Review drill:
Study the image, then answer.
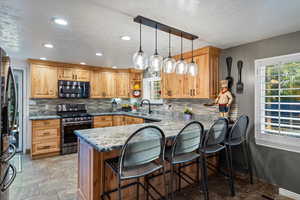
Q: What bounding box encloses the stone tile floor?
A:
[9,154,292,200]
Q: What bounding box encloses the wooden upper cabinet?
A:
[31,64,58,98]
[115,72,130,98]
[101,71,116,98]
[75,68,90,82]
[161,73,183,98]
[161,46,220,99]
[90,70,102,98]
[58,67,74,81]
[58,67,90,82]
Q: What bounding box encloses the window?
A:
[255,53,300,153]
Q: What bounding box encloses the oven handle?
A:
[62,121,92,126]
[0,163,17,192]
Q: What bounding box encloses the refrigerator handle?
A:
[8,67,18,131]
[0,163,17,192]
[1,144,16,162]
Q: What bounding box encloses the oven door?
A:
[62,122,92,145]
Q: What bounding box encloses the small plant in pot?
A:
[183,107,193,120]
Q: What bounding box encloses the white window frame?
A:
[255,52,300,153]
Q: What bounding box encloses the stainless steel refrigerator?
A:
[0,47,18,200]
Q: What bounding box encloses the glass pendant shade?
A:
[149,54,163,72]
[133,50,148,70]
[163,56,176,73]
[188,61,198,76]
[175,59,188,74]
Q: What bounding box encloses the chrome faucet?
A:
[140,99,152,114]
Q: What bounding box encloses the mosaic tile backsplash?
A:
[29,98,219,117]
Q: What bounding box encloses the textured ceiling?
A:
[1,0,300,68]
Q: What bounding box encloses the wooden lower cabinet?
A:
[77,139,218,200]
[93,116,113,128]
[93,115,145,128]
[124,116,144,125]
[31,119,61,159]
[112,115,125,126]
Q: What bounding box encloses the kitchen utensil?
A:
[236,60,244,93]
[225,57,233,89]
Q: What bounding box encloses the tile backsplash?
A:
[29,98,219,116]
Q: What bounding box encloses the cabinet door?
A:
[162,73,183,98]
[31,64,58,98]
[113,115,125,126]
[100,72,116,98]
[58,67,74,80]
[115,72,129,98]
[93,116,113,128]
[194,54,209,98]
[90,70,102,98]
[182,58,197,98]
[75,68,90,82]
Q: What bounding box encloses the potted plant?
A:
[183,107,193,120]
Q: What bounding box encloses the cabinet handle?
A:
[76,75,78,80]
[38,145,51,150]
[44,121,50,125]
[190,89,192,96]
[193,89,196,96]
[43,132,50,136]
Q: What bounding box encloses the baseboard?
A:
[279,188,300,200]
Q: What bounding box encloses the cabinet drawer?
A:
[31,139,60,156]
[32,128,59,142]
[94,116,113,123]
[94,121,113,128]
[126,117,144,124]
[32,119,60,128]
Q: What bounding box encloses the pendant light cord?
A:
[168,31,171,58]
[191,39,194,63]
[139,21,142,52]
[155,24,158,55]
[180,33,183,60]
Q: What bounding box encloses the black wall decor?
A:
[236,60,244,93]
[225,57,233,90]
[133,15,198,40]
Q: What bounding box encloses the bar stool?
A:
[165,121,208,200]
[102,125,168,200]
[200,118,233,198]
[224,115,253,196]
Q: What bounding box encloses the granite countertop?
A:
[29,115,61,120]
[75,116,216,152]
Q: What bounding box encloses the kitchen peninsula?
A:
[75,112,218,200]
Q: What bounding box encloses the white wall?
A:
[10,58,30,152]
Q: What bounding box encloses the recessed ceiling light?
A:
[96,52,103,56]
[43,43,54,48]
[53,18,68,26]
[121,36,131,41]
[112,66,117,69]
[80,62,86,65]
[40,57,47,60]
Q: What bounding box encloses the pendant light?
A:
[163,31,176,73]
[175,33,188,74]
[132,21,148,70]
[188,39,198,76]
[149,24,163,72]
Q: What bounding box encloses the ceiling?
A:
[1,0,300,68]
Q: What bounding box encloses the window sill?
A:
[256,134,300,154]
